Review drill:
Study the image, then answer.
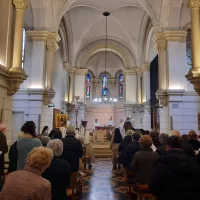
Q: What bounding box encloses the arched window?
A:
[86,73,91,99]
[186,29,192,71]
[119,73,123,99]
[102,75,108,96]
[22,28,26,69]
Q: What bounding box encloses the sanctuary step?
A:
[92,141,112,158]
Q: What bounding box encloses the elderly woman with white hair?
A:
[0,147,53,200]
[42,139,71,200]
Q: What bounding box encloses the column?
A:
[69,72,75,103]
[124,69,137,104]
[46,33,60,89]
[142,64,151,130]
[186,0,200,95]
[153,33,167,91]
[74,69,88,103]
[26,31,49,88]
[11,0,28,72]
[142,64,150,103]
[137,73,142,104]
[188,0,200,71]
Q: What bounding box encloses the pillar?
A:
[153,33,167,91]
[69,72,75,103]
[11,0,28,72]
[46,33,60,89]
[74,69,88,103]
[124,69,137,104]
[142,64,151,130]
[137,73,142,104]
[186,0,200,94]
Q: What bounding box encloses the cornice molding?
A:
[152,32,167,52]
[27,30,49,41]
[124,68,137,75]
[75,68,88,75]
[47,32,61,51]
[164,31,187,42]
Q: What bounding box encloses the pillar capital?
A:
[47,32,60,51]
[75,68,88,75]
[153,33,167,52]
[64,63,76,75]
[27,30,49,41]
[143,63,150,71]
[164,31,187,42]
[188,0,200,9]
[124,68,137,75]
[13,0,28,10]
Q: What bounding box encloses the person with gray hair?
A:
[156,133,169,156]
[41,136,50,147]
[43,139,71,200]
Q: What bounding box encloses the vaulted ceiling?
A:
[28,0,190,67]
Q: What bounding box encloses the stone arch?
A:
[88,69,95,78]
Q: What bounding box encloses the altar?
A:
[93,126,115,142]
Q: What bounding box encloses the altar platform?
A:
[92,141,112,158]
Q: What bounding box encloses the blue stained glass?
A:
[86,74,91,99]
[102,75,108,96]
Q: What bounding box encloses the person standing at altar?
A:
[107,117,114,126]
[93,119,100,129]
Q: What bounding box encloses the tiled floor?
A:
[81,158,127,200]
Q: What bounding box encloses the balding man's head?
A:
[171,130,181,138]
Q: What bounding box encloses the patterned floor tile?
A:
[81,158,127,200]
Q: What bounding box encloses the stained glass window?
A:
[186,29,192,71]
[102,75,108,96]
[22,28,26,69]
[86,74,91,99]
[119,74,123,99]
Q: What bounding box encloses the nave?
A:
[81,158,127,200]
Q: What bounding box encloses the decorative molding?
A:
[164,31,187,43]
[188,0,200,9]
[7,68,28,96]
[26,30,49,41]
[75,68,88,75]
[156,89,168,107]
[124,68,137,75]
[186,69,200,95]
[152,32,167,52]
[27,88,56,106]
[47,32,61,51]
[13,0,28,10]
[63,63,76,74]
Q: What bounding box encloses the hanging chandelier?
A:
[93,12,118,104]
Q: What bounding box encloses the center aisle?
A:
[81,158,127,200]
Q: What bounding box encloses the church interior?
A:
[1,0,200,200]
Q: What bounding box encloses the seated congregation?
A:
[1,120,200,200]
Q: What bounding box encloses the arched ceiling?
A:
[28,0,190,66]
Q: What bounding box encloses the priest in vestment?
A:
[93,119,100,129]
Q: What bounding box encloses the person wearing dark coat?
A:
[131,135,159,184]
[188,130,200,150]
[171,130,195,157]
[121,132,141,169]
[0,123,8,185]
[60,125,83,173]
[156,133,169,156]
[43,139,71,200]
[149,136,200,200]
[49,129,62,140]
[8,141,18,173]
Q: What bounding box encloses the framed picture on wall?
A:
[56,113,68,128]
[53,108,60,129]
